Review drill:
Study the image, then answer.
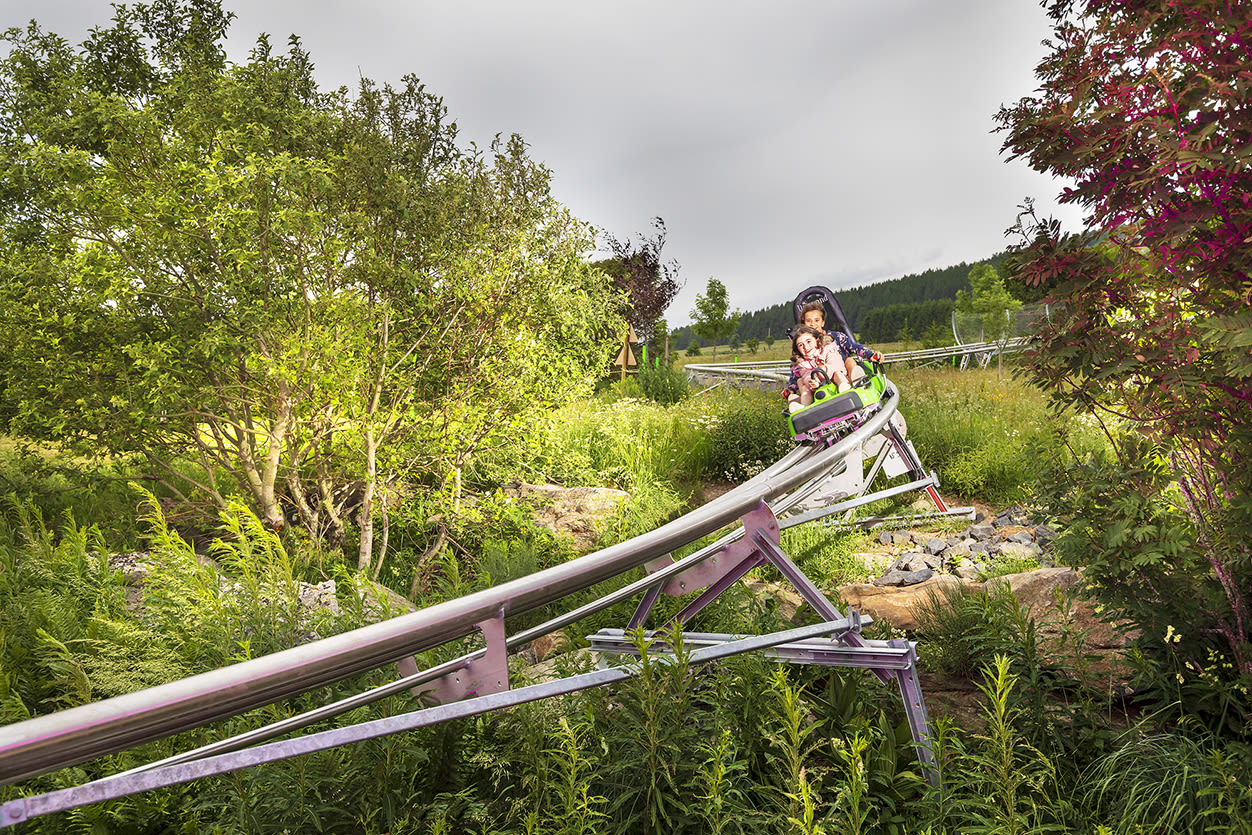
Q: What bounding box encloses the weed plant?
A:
[889,366,1105,504]
[936,655,1075,834]
[913,581,1029,680]
[636,360,689,405]
[1085,732,1252,834]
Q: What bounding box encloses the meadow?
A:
[0,365,1247,833]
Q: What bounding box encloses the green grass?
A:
[888,365,1108,505]
[0,440,145,544]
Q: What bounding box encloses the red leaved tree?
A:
[597,217,682,345]
[996,0,1252,717]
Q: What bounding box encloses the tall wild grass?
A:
[9,365,1252,832]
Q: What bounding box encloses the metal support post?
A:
[886,418,948,512]
[889,638,937,782]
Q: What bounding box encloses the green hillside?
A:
[674,255,1006,349]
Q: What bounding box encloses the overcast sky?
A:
[3,0,1084,325]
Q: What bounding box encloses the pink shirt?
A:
[792,342,840,378]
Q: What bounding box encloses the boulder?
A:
[986,567,1079,616]
[987,568,1137,688]
[875,567,935,587]
[500,483,630,551]
[968,523,996,541]
[994,505,1033,527]
[994,524,1033,541]
[889,552,930,573]
[945,542,972,559]
[743,578,808,624]
[525,630,570,663]
[841,575,967,629]
[998,541,1042,560]
[297,579,341,616]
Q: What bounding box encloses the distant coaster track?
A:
[683,337,1031,384]
[0,365,967,827]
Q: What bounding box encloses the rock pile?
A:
[871,505,1057,587]
[499,482,630,552]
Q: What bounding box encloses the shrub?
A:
[637,361,688,405]
[703,392,792,482]
[685,342,701,357]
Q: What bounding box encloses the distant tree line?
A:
[858,298,954,343]
[672,258,1004,349]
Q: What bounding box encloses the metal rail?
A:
[0,388,902,786]
[101,452,856,780]
[685,337,1029,378]
[1,621,858,827]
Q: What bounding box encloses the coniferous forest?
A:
[673,258,994,350]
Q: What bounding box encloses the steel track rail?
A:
[1,621,858,827]
[0,387,902,785]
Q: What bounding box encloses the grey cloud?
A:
[1,0,1086,324]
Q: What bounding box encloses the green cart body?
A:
[787,369,887,440]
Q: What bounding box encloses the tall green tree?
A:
[956,263,1021,373]
[0,2,618,571]
[997,0,1252,721]
[690,278,739,359]
[955,263,1021,344]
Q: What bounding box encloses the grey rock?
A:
[1033,524,1058,545]
[945,542,972,558]
[1008,531,1036,545]
[999,541,1042,560]
[874,568,935,587]
[500,482,630,552]
[878,530,894,546]
[924,537,947,555]
[994,505,1032,528]
[955,565,982,580]
[969,523,997,541]
[969,542,991,555]
[891,552,930,572]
